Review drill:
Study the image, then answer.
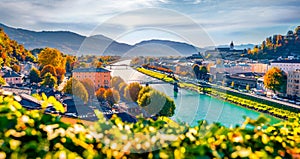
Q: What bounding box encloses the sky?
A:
[0,0,299,47]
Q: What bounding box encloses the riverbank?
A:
[136,67,298,120]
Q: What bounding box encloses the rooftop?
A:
[3,71,22,78]
[72,67,110,73]
[271,60,300,63]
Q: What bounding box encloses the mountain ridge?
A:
[0,23,254,56]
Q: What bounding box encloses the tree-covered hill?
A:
[248,26,300,59]
[0,28,35,67]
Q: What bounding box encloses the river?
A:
[109,60,281,127]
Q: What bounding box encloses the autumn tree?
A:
[41,65,57,77]
[63,78,88,103]
[55,67,66,83]
[137,86,152,101]
[95,87,106,102]
[0,76,6,86]
[38,48,65,68]
[231,81,235,88]
[105,89,120,106]
[246,84,250,91]
[264,67,287,93]
[111,76,125,90]
[81,78,95,99]
[124,82,142,102]
[12,64,21,73]
[29,68,41,83]
[118,82,127,98]
[41,72,57,88]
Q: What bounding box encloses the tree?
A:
[231,81,235,88]
[105,89,120,106]
[246,84,250,91]
[0,76,6,86]
[38,48,65,68]
[29,68,41,83]
[41,72,57,88]
[138,90,175,117]
[111,76,125,90]
[192,64,200,79]
[118,82,127,98]
[12,64,20,73]
[55,67,66,83]
[264,67,287,93]
[199,66,208,80]
[124,82,142,102]
[41,65,57,77]
[81,78,95,99]
[0,58,3,69]
[63,78,88,103]
[66,56,75,73]
[95,87,106,102]
[137,86,152,101]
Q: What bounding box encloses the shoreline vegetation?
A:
[135,67,299,120]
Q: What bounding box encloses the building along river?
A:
[108,60,281,127]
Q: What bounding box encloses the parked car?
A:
[288,100,296,104]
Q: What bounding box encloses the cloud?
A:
[0,0,299,46]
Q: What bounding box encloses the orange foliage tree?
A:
[264,67,287,93]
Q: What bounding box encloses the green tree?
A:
[199,66,208,79]
[192,64,200,79]
[138,89,175,117]
[264,67,287,93]
[29,68,41,83]
[41,65,57,77]
[41,72,57,88]
[105,89,120,106]
[124,82,142,102]
[65,55,75,73]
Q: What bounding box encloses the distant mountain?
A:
[0,23,132,55]
[0,23,203,56]
[131,40,204,56]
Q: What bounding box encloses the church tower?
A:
[230,41,234,50]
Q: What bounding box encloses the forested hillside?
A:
[248,26,300,59]
[0,28,35,67]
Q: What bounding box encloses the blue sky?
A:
[0,0,299,47]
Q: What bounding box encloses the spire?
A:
[230,41,234,50]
